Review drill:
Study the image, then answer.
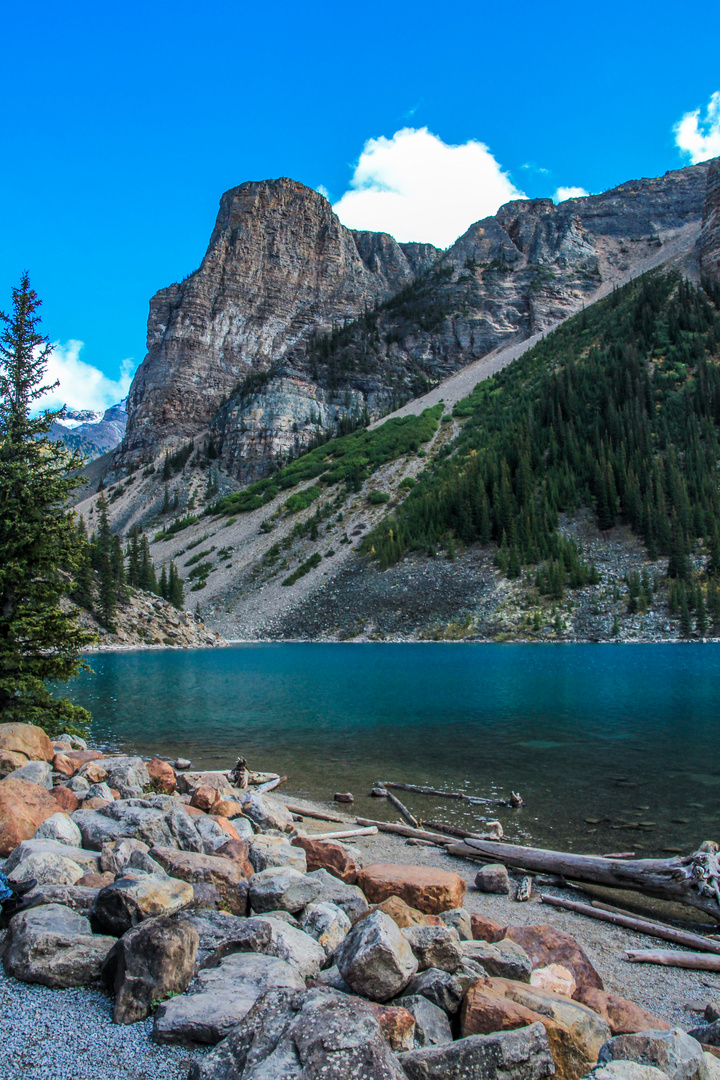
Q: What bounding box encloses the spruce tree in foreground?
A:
[0,274,94,735]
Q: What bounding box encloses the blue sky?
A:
[1,0,719,410]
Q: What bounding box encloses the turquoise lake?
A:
[66,643,720,856]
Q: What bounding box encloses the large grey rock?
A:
[86,781,114,801]
[187,986,407,1080]
[399,1021,555,1080]
[100,837,150,874]
[461,937,532,981]
[586,1065,672,1080]
[92,872,194,935]
[334,910,418,1002]
[7,849,86,888]
[10,760,53,789]
[232,816,255,840]
[394,994,453,1048]
[20,884,100,916]
[240,791,294,833]
[149,846,249,915]
[154,953,305,1045]
[102,915,199,1024]
[5,838,100,879]
[312,964,353,994]
[305,867,369,921]
[101,756,150,798]
[33,812,83,847]
[439,908,473,941]
[2,903,116,988]
[475,863,511,894]
[194,815,235,854]
[400,967,467,1015]
[689,1021,720,1048]
[201,914,325,979]
[175,770,235,796]
[67,774,90,795]
[249,867,322,914]
[73,799,203,852]
[299,902,351,956]
[248,834,306,872]
[599,1031,710,1080]
[402,924,464,973]
[174,908,249,967]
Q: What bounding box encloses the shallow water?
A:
[64,642,720,855]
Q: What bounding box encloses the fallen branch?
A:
[284,804,345,823]
[379,781,523,808]
[444,838,720,921]
[540,894,720,954]
[356,816,452,845]
[379,789,419,829]
[311,826,378,841]
[626,950,720,971]
[256,775,287,793]
[425,819,503,841]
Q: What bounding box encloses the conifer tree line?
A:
[365,271,720,626]
[72,495,185,631]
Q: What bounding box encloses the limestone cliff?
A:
[700,157,720,282]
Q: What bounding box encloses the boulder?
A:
[532,964,577,997]
[394,994,454,1047]
[20,883,99,915]
[73,799,203,852]
[505,924,604,993]
[100,837,151,874]
[312,964,353,993]
[191,785,224,813]
[215,838,254,878]
[0,748,29,777]
[689,1022,720,1048]
[213,799,246,819]
[49,786,80,813]
[402,924,464,973]
[587,1064,673,1080]
[77,871,115,888]
[575,989,671,1035]
[291,835,358,882]
[2,903,116,988]
[8,760,53,789]
[146,757,176,794]
[401,967,467,1015]
[249,866,323,914]
[440,907,473,940]
[202,914,325,979]
[66,774,90,796]
[357,863,466,914]
[230,816,255,840]
[399,1020,555,1080]
[493,979,611,1068]
[334,910,418,1002]
[248,834,306,872]
[598,1031,710,1080]
[33,812,83,847]
[101,756,150,798]
[361,895,445,930]
[5,837,100,876]
[92,872,194,935]
[86,782,114,801]
[153,953,305,1045]
[472,913,508,942]
[371,1003,416,1052]
[299,901,351,955]
[176,908,251,967]
[80,761,109,785]
[240,791,294,833]
[62,749,105,771]
[175,770,235,796]
[0,722,54,762]
[461,938,533,981]
[6,849,86,888]
[194,814,238,854]
[103,915,198,1024]
[149,846,249,915]
[0,776,60,855]
[187,986,407,1080]
[475,863,511,894]
[305,867,369,922]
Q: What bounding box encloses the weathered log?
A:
[540,894,720,954]
[284,804,345,823]
[380,789,420,829]
[626,950,720,971]
[310,826,378,841]
[379,781,522,808]
[256,775,287,793]
[356,817,452,845]
[444,838,720,921]
[425,819,503,841]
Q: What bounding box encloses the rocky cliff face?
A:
[700,157,720,282]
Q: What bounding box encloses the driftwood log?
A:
[378,789,420,829]
[256,775,287,793]
[626,950,720,971]
[445,838,720,921]
[424,819,503,841]
[311,826,378,841]
[356,817,452,845]
[379,781,523,808]
[283,804,345,823]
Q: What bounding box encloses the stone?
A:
[33,812,83,847]
[399,1020,556,1080]
[154,953,305,1045]
[67,774,90,795]
[472,913,508,942]
[80,761,109,785]
[240,791,294,833]
[401,967,467,1015]
[7,849,86,888]
[7,760,53,789]
[215,838,254,878]
[92,872,194,935]
[76,871,116,888]
[230,816,255,840]
[505,924,604,993]
[82,797,113,810]
[475,863,511,894]
[213,800,246,819]
[0,749,29,777]
[175,770,234,796]
[149,846,249,915]
[440,907,473,940]
[587,1064,673,1080]
[299,901,351,955]
[175,758,192,770]
[101,756,151,798]
[312,964,353,993]
[21,884,100,916]
[598,1031,710,1080]
[103,915,199,1024]
[209,815,241,840]
[73,799,203,852]
[2,903,117,988]
[5,838,100,876]
[52,752,76,778]
[371,1003,415,1052]
[291,835,358,882]
[402,924,464,973]
[194,814,237,854]
[58,734,88,749]
[0,776,60,855]
[49,786,80,813]
[100,837,151,874]
[363,894,445,930]
[203,914,326,979]
[334,910,418,1002]
[63,749,105,770]
[575,989,671,1035]
[305,867,369,921]
[146,757,176,794]
[263,910,302,927]
[86,782,114,801]
[461,938,533,981]
[191,785,223,812]
[532,964,577,997]
[394,994,454,1047]
[689,1022,720,1048]
[249,866,323,914]
[0,722,54,762]
[175,908,249,966]
[248,834,306,872]
[357,863,466,914]
[187,985,407,1080]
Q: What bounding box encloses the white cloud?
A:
[553,186,589,202]
[674,91,720,164]
[34,340,136,414]
[332,127,524,249]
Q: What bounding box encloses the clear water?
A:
[64,643,720,856]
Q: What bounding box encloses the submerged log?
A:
[379,780,522,808]
[381,789,420,829]
[445,838,720,921]
[626,950,720,971]
[425,819,503,841]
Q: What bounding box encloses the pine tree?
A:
[127,528,140,587]
[0,274,94,734]
[679,593,693,638]
[98,553,117,630]
[110,534,127,602]
[71,517,95,609]
[696,590,708,637]
[168,562,184,610]
[139,536,157,593]
[159,565,169,600]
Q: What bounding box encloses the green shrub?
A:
[282,552,322,586]
[367,490,390,504]
[284,486,322,514]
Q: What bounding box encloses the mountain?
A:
[49,401,127,460]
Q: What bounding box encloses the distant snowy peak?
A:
[48,400,127,460]
[55,408,105,430]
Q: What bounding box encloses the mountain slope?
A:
[49,402,127,460]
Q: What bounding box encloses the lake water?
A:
[65,643,720,856]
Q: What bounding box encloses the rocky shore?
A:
[1,721,719,1080]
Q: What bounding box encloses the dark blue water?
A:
[65,643,720,855]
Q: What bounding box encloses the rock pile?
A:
[0,720,717,1080]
